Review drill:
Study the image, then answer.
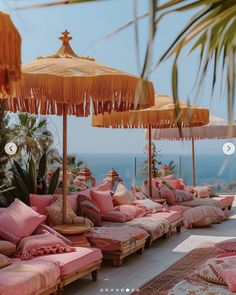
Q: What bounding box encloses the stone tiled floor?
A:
[65,199,236,295]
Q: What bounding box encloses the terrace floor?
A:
[65,198,236,295]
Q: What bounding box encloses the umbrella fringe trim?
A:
[2,74,154,116]
[0,12,21,94]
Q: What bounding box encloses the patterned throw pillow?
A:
[197,257,226,285]
[183,206,225,228]
[158,184,175,205]
[133,199,163,213]
[175,190,194,203]
[197,256,236,292]
[113,183,135,205]
[77,194,102,226]
[46,197,93,226]
[216,238,236,252]
[194,186,210,198]
[0,240,16,257]
[0,254,11,269]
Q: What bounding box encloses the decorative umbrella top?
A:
[148,115,236,140]
[92,94,209,128]
[0,12,21,95]
[5,30,154,116]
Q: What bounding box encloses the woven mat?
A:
[132,245,220,295]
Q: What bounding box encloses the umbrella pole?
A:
[191,137,196,187]
[62,105,68,224]
[148,126,152,198]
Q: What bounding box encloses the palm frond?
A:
[15,0,106,10]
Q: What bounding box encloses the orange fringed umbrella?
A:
[0,12,21,95]
[4,30,154,223]
[92,94,209,198]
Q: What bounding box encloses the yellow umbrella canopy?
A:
[92,94,209,198]
[6,30,154,116]
[0,12,21,95]
[92,94,209,128]
[4,30,154,223]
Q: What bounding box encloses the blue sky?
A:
[1,0,235,155]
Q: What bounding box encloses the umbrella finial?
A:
[59,30,72,45]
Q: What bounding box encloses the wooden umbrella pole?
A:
[62,104,68,224]
[148,126,152,198]
[191,137,196,187]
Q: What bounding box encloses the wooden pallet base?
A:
[57,259,102,294]
[102,238,147,267]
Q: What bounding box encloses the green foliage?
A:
[11,113,60,165]
[4,153,60,205]
[165,160,175,176]
[142,143,162,178]
[0,101,10,187]
[0,185,15,207]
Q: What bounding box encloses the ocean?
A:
[77,153,236,193]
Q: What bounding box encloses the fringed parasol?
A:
[4,30,154,223]
[92,94,209,197]
[0,12,21,95]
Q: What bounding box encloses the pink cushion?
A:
[29,194,54,215]
[153,211,182,223]
[165,174,175,180]
[29,247,102,276]
[0,199,46,244]
[183,205,226,228]
[158,184,175,205]
[114,205,146,219]
[77,188,92,199]
[213,195,234,208]
[166,179,185,190]
[34,223,72,246]
[0,208,7,215]
[141,179,160,199]
[91,190,113,214]
[175,190,194,203]
[169,205,191,216]
[195,186,210,198]
[16,232,75,260]
[94,181,111,191]
[216,238,236,252]
[101,211,128,222]
[0,259,60,295]
[133,199,163,213]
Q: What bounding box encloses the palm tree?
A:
[19,0,236,121]
[11,113,60,165]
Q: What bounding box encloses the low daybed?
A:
[0,198,103,295]
[87,226,149,266]
[0,259,60,295]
